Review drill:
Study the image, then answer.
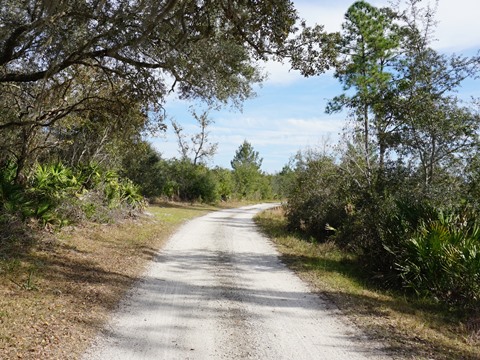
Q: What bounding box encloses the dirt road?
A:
[82,204,391,360]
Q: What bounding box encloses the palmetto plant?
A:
[32,163,79,198]
[119,180,145,209]
[28,163,81,225]
[1,160,145,227]
[396,210,480,309]
[77,162,102,190]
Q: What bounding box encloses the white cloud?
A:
[434,0,480,51]
[294,0,480,51]
[152,112,346,172]
[294,1,348,32]
[261,60,304,85]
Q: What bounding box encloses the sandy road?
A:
[82,203,391,360]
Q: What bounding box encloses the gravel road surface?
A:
[82,203,391,360]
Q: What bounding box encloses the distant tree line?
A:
[123,139,277,203]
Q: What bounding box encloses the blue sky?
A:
[151,0,480,174]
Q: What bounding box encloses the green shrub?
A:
[285,154,344,241]
[161,160,220,203]
[1,161,145,227]
[0,161,26,218]
[76,162,103,190]
[392,210,480,310]
[28,163,82,225]
[32,163,79,197]
[119,179,145,209]
[212,167,234,201]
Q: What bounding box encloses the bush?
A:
[121,142,166,198]
[285,154,344,241]
[0,161,27,219]
[163,160,219,203]
[212,167,234,201]
[1,161,145,227]
[391,209,480,310]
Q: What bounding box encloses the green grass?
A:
[255,207,480,360]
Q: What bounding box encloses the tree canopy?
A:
[0,0,301,180]
[0,0,298,121]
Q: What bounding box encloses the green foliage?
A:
[284,145,480,311]
[1,0,297,190]
[270,164,296,199]
[283,0,480,316]
[390,210,480,310]
[231,140,263,171]
[212,167,234,201]
[119,180,145,209]
[121,141,274,204]
[285,152,344,240]
[76,162,103,190]
[121,141,167,198]
[32,163,80,198]
[230,141,271,200]
[84,168,145,210]
[0,160,145,227]
[0,161,26,218]
[122,149,274,204]
[160,160,219,203]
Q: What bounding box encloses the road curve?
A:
[82,203,391,360]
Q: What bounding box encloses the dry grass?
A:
[0,201,217,359]
[255,207,480,360]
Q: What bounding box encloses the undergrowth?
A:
[255,207,480,360]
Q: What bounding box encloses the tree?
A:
[389,0,480,199]
[161,159,218,203]
[171,109,218,165]
[230,140,263,171]
[230,140,265,199]
[121,141,167,198]
[0,1,297,89]
[0,66,156,181]
[275,1,480,312]
[327,1,402,182]
[212,167,234,201]
[0,0,298,178]
[271,163,296,199]
[284,22,340,77]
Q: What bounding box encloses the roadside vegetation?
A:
[254,1,480,358]
[255,207,480,360]
[251,1,480,359]
[281,0,480,316]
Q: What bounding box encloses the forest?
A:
[1,0,479,320]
